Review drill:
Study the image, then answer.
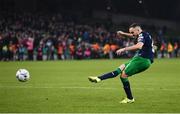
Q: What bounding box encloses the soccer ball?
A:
[16,69,30,82]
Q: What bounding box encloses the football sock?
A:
[98,68,121,80]
[120,77,133,100]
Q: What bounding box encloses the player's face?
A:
[129,27,139,38]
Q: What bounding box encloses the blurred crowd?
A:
[0,12,179,61]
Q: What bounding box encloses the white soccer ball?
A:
[16,69,30,82]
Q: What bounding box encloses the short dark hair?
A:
[129,23,141,28]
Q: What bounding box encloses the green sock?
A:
[120,77,133,99]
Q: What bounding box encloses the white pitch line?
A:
[0,85,179,91]
[0,85,117,90]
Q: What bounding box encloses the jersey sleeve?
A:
[137,33,145,43]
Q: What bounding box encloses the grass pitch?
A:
[0,59,180,113]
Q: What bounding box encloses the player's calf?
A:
[98,68,122,81]
[120,74,134,100]
[88,68,122,83]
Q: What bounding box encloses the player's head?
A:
[129,23,142,37]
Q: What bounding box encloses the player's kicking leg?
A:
[88,64,125,83]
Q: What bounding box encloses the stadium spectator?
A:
[18,44,27,61]
[84,47,91,59]
[174,42,179,57]
[160,42,166,58]
[167,42,173,58]
[57,42,64,60]
[26,37,34,60]
[103,43,111,58]
[76,47,83,59]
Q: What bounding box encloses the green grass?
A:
[0,59,180,113]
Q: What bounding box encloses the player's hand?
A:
[117,31,125,35]
[116,48,125,55]
[117,31,133,37]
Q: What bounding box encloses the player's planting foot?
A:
[120,98,135,104]
[88,76,101,83]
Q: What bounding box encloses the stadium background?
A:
[0,0,180,113]
[0,0,180,61]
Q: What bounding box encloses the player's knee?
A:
[118,64,125,71]
[120,71,128,78]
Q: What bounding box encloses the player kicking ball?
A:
[88,23,154,104]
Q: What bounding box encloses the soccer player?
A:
[88,23,154,103]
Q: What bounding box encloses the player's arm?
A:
[116,42,144,55]
[117,31,133,38]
